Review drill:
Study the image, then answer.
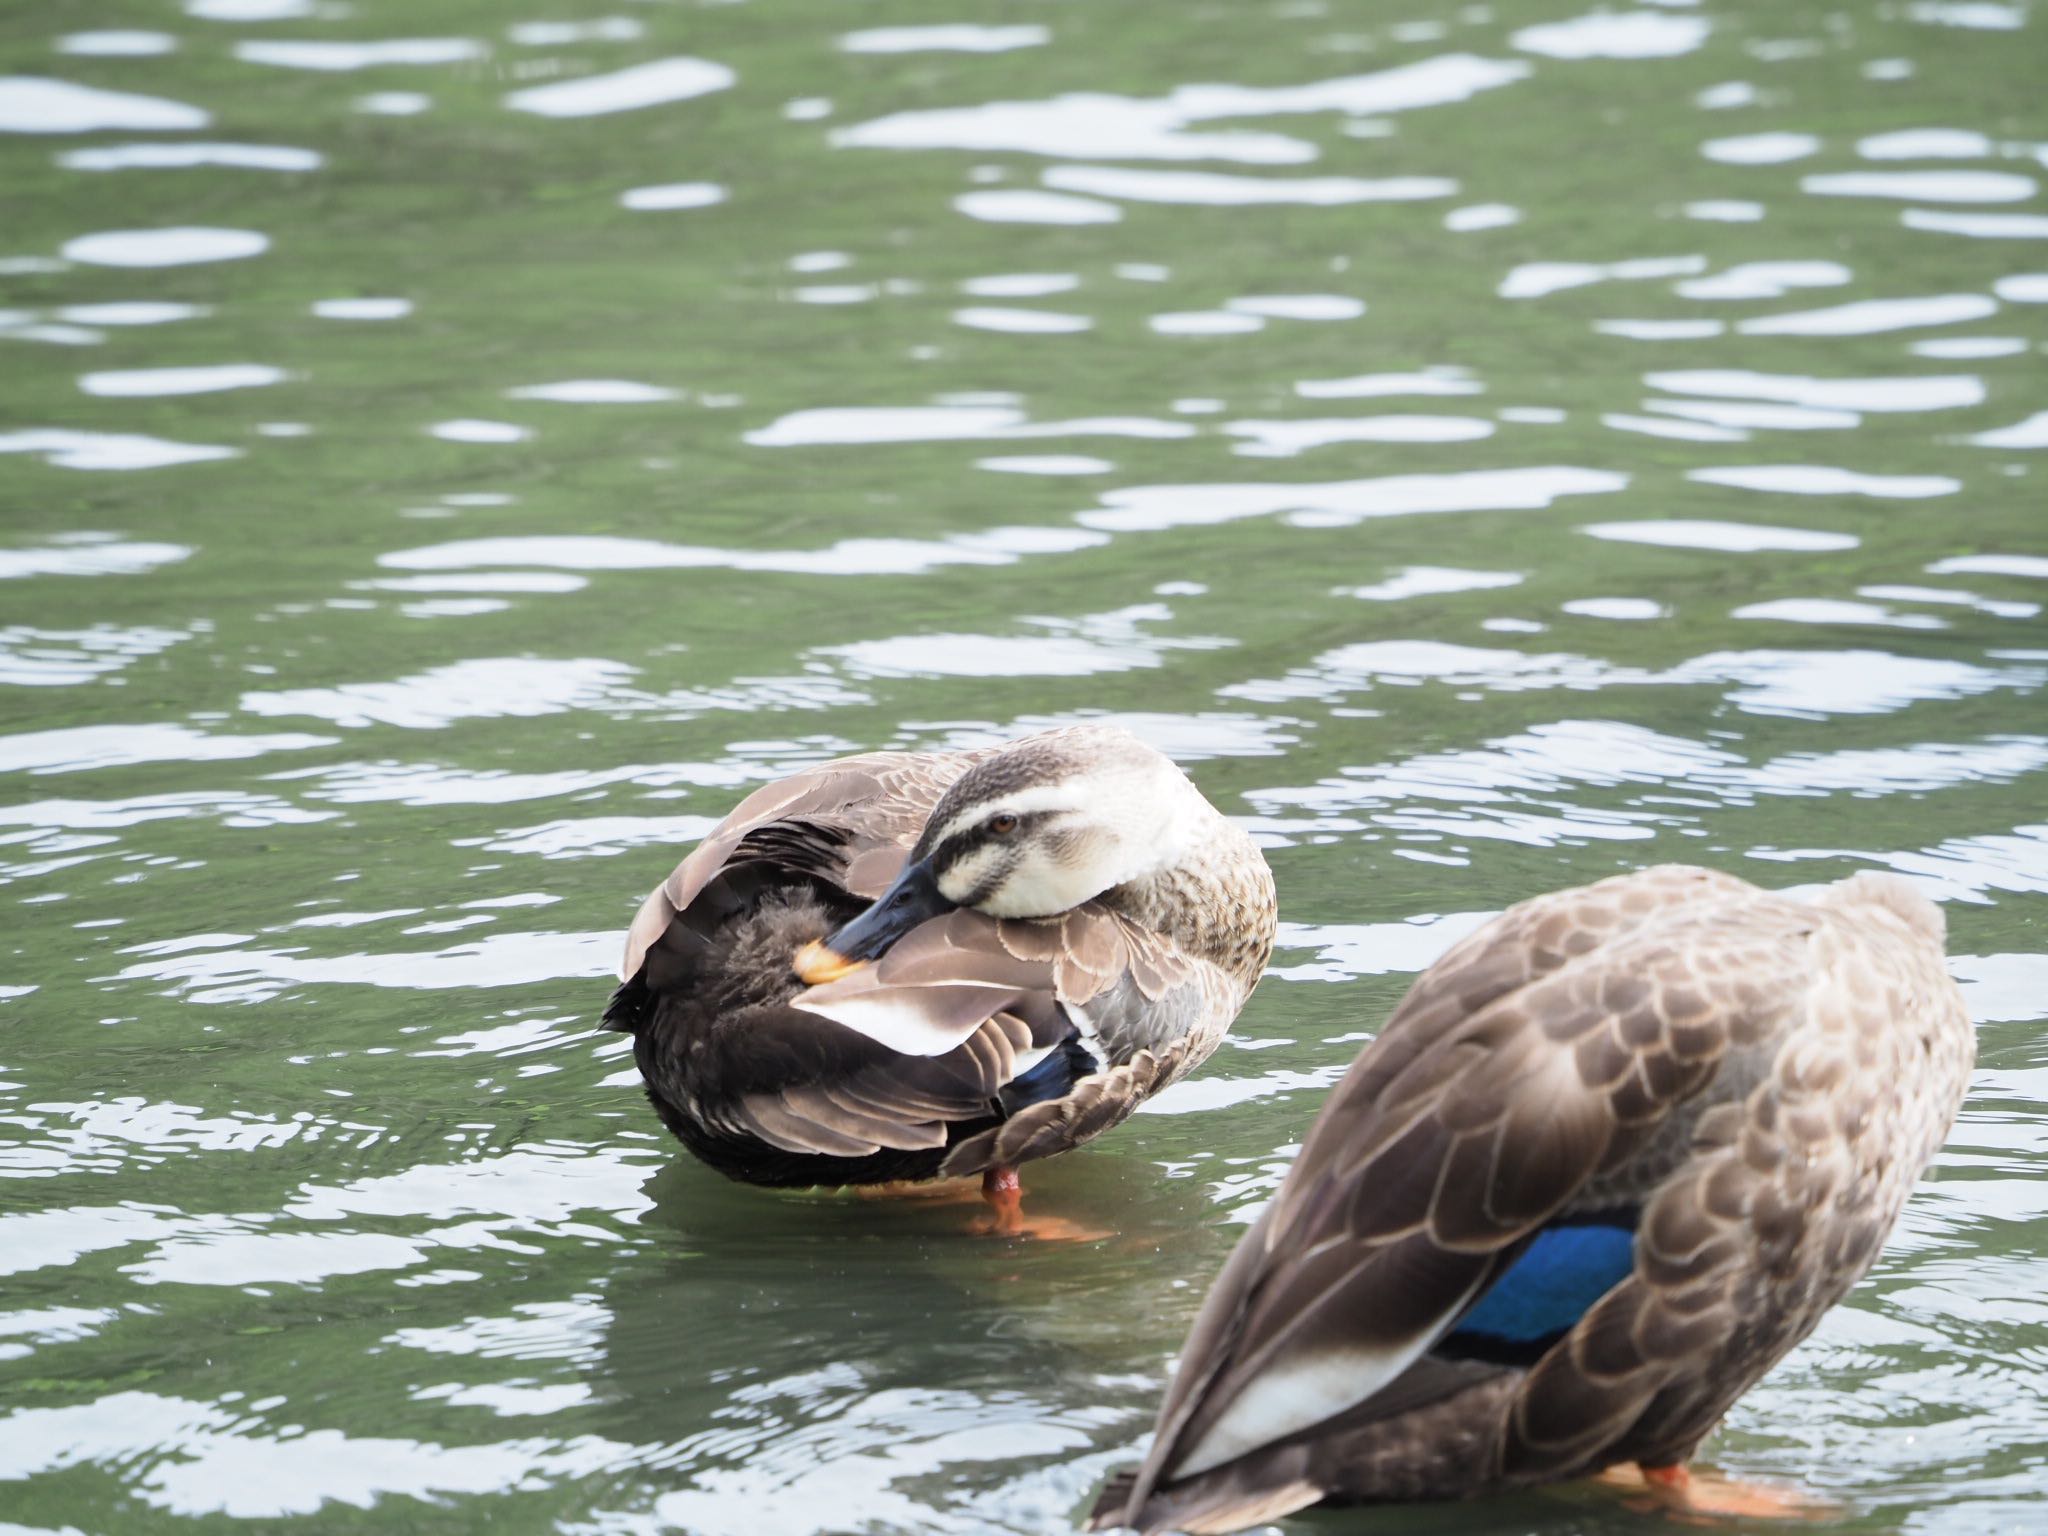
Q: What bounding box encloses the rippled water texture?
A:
[3,1,2045,1532]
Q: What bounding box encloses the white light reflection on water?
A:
[1903,208,2048,238]
[116,929,617,1002]
[1150,310,1263,335]
[0,724,333,775]
[1754,826,2048,905]
[1805,170,2039,203]
[1861,584,2040,620]
[0,429,240,470]
[1296,366,1481,398]
[0,535,192,578]
[506,58,735,118]
[1235,724,2048,864]
[1970,411,2048,449]
[744,405,1191,446]
[80,363,285,397]
[953,189,1120,225]
[506,379,678,403]
[313,297,411,320]
[380,526,1107,579]
[1224,416,1494,455]
[1912,336,2027,358]
[974,454,1111,475]
[1042,165,1456,205]
[952,306,1091,334]
[1701,131,1820,164]
[839,25,1049,54]
[241,658,635,729]
[56,31,179,56]
[642,1389,1113,1536]
[0,76,208,133]
[59,143,323,172]
[1647,368,1985,412]
[1689,464,1959,498]
[454,814,723,859]
[1584,519,1858,552]
[1511,11,1709,59]
[1076,465,1628,532]
[507,19,644,46]
[1499,254,1704,299]
[61,227,268,267]
[1226,642,2043,719]
[0,1389,641,1518]
[1737,294,1999,335]
[1678,260,1851,300]
[1734,598,1949,631]
[0,625,189,686]
[236,38,486,71]
[1336,566,1523,600]
[619,181,725,211]
[820,605,1228,680]
[837,54,1529,163]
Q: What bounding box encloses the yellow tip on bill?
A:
[793,939,865,986]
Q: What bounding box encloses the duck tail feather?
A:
[1086,1466,1324,1535]
[602,975,650,1033]
[941,1047,1169,1175]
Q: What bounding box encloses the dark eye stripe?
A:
[932,810,1047,875]
[964,857,1012,907]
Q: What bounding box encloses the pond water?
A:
[2,1,2045,1532]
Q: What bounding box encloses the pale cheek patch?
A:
[939,844,1004,905]
[1045,823,1107,867]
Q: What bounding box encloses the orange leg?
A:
[969,1165,1113,1242]
[1597,1461,1837,1522]
[981,1165,1025,1233]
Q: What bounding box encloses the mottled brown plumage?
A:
[1092,865,1973,1533]
[606,725,1276,1191]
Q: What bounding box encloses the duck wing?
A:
[1105,865,1817,1525]
[620,749,981,988]
[740,905,1224,1169]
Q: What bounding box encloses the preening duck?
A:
[605,724,1276,1229]
[1091,864,1973,1531]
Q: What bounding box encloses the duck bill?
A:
[793,857,955,984]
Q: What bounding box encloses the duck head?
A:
[794,725,1208,983]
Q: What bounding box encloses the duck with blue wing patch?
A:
[605,724,1276,1235]
[1089,864,1973,1531]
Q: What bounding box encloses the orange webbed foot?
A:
[1597,1463,1839,1524]
[969,1166,1114,1243]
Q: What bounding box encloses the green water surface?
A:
[1,1,2044,1533]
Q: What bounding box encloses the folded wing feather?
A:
[1119,867,1809,1521]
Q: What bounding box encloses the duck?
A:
[1090,863,1974,1532]
[604,723,1277,1230]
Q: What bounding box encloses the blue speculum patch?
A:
[1451,1221,1637,1345]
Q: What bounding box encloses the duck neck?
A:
[1101,815,1275,997]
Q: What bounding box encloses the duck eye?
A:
[987,812,1020,836]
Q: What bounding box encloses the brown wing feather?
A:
[1122,867,1816,1517]
[620,748,983,982]
[1504,876,1973,1478]
[785,908,1235,1166]
[735,1013,1046,1158]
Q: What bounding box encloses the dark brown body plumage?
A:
[606,731,1276,1189]
[1093,865,1974,1534]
